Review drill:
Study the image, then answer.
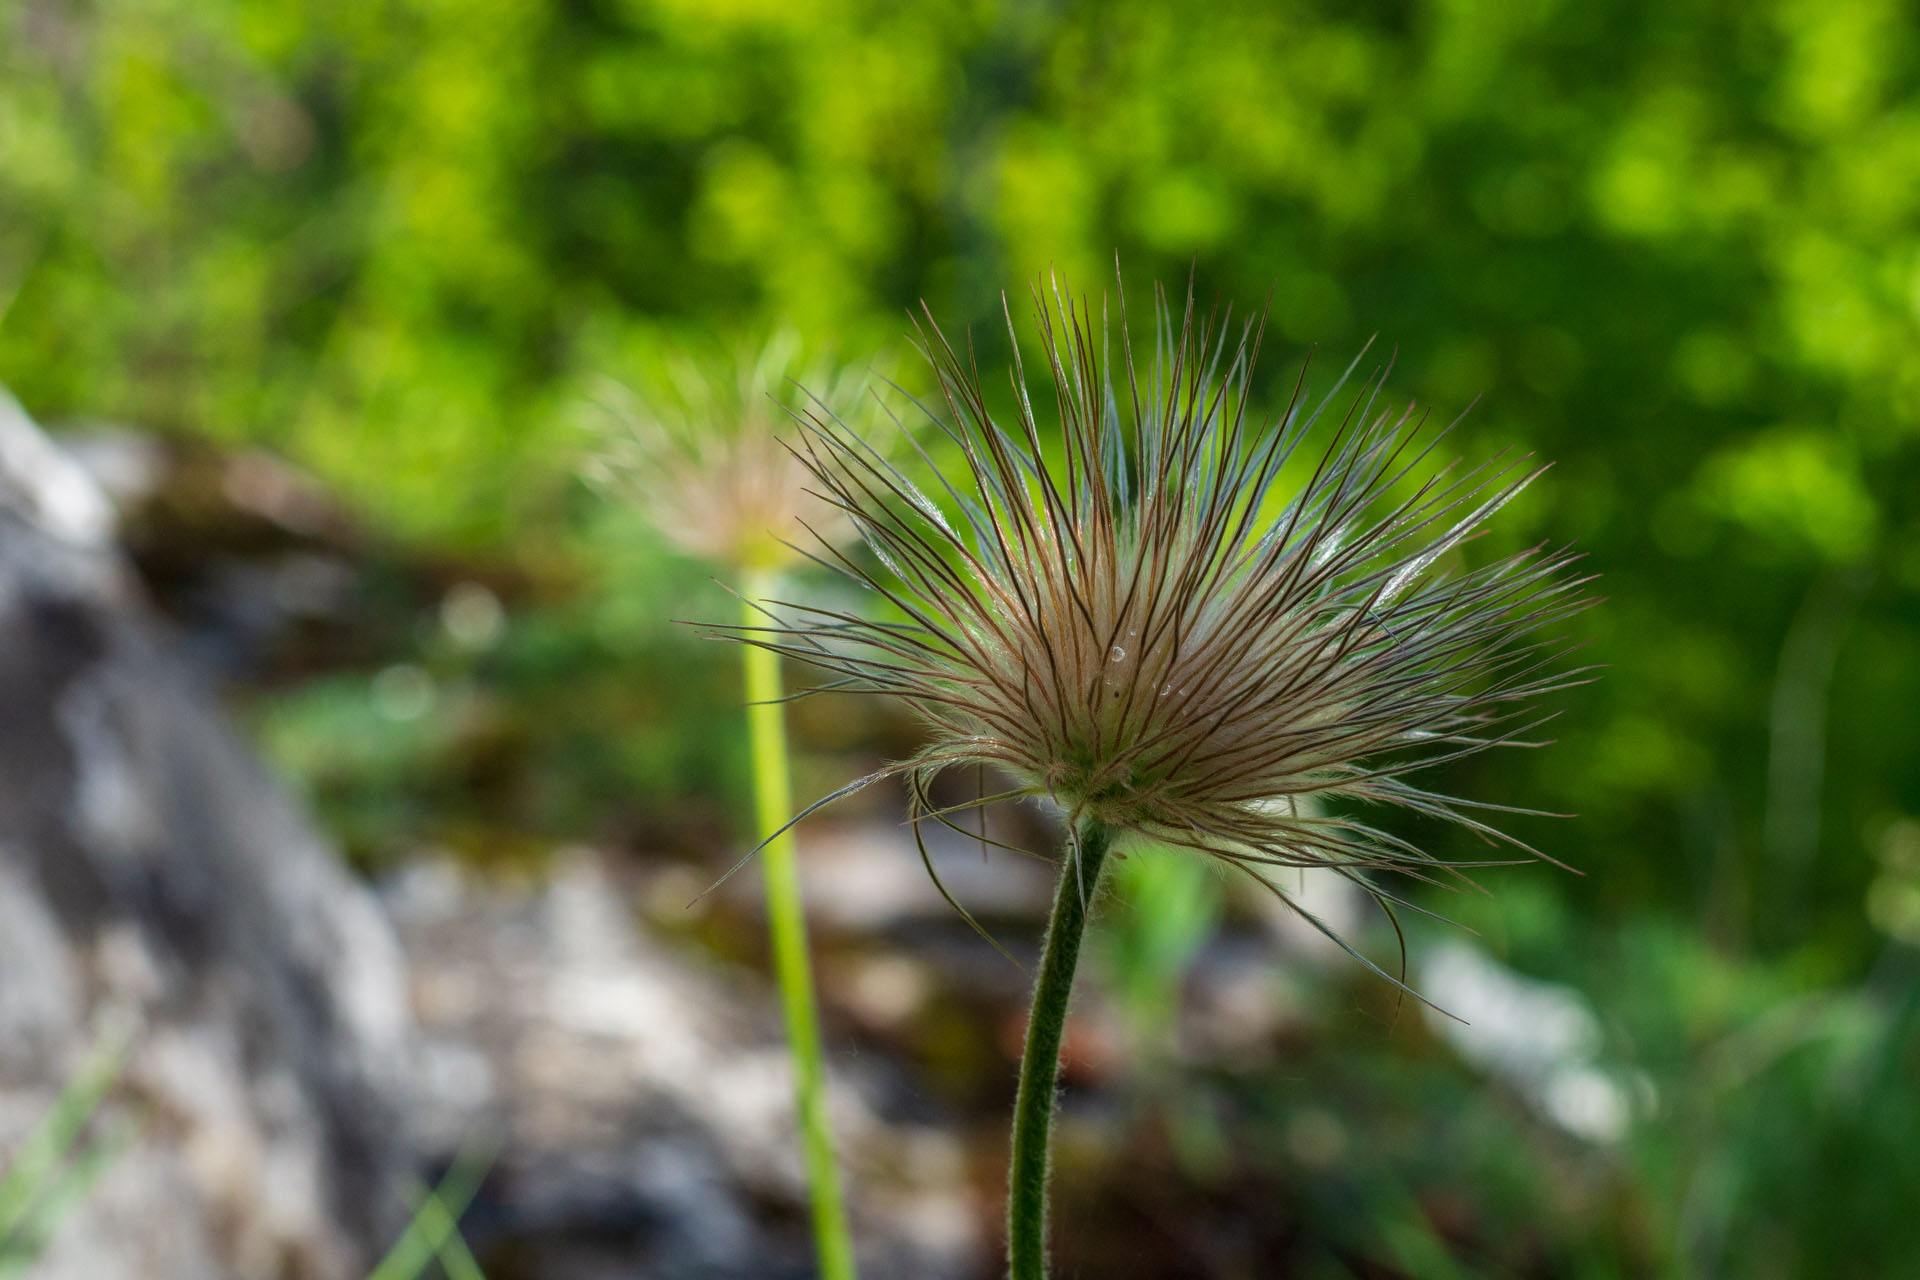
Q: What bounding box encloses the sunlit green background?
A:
[5,0,1919,1274]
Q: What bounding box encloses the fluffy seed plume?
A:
[736,278,1593,956]
[584,331,883,571]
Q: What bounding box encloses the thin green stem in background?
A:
[1007,820,1114,1280]
[741,568,857,1280]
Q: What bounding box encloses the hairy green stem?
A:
[741,569,857,1280]
[1007,820,1114,1280]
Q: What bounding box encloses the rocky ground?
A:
[383,850,983,1279]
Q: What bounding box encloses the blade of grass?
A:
[364,1135,497,1280]
[0,1023,133,1250]
[402,1178,488,1280]
[0,1114,139,1276]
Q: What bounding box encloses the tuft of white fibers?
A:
[584,331,889,572]
[727,275,1596,970]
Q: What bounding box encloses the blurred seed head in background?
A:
[583,332,889,573]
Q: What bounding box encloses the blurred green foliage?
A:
[5,0,1919,1271]
[1102,849,1223,1060]
[4,0,1916,936]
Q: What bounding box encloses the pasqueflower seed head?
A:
[740,278,1593,946]
[586,331,884,571]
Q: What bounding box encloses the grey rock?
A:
[0,390,414,1279]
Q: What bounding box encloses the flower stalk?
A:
[1007,821,1114,1280]
[741,566,856,1280]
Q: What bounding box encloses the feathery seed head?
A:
[746,278,1593,918]
[586,331,885,571]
